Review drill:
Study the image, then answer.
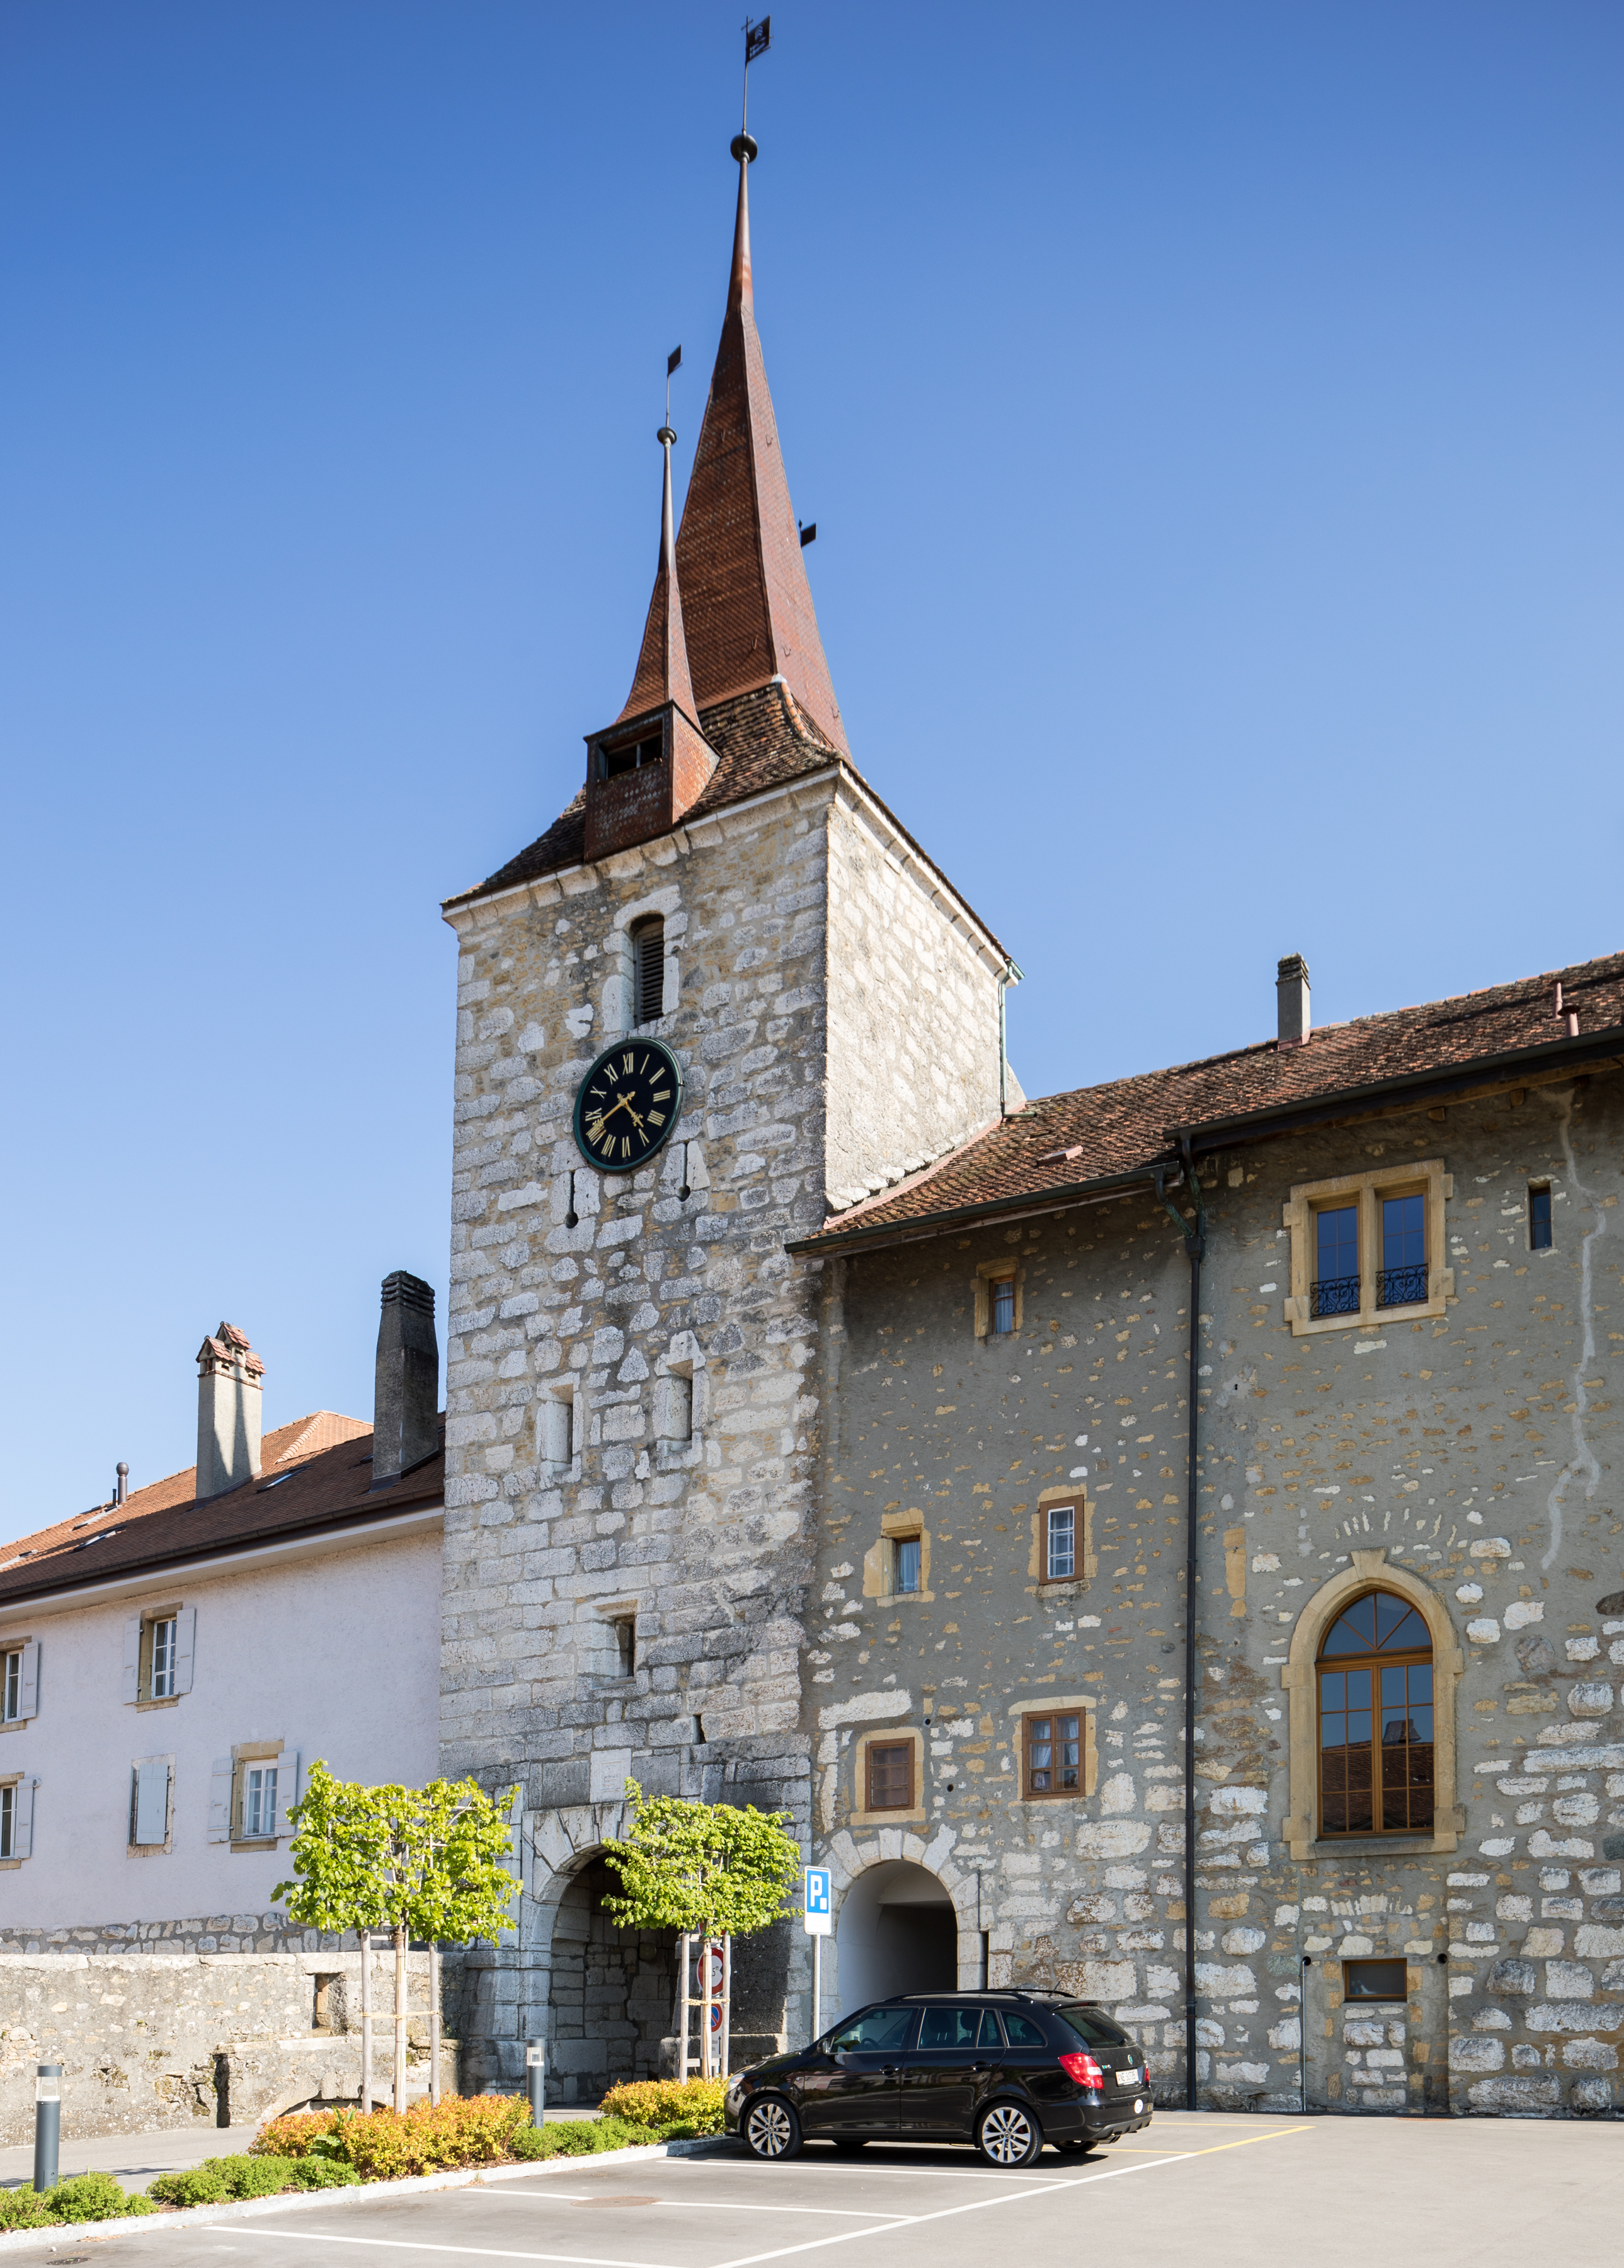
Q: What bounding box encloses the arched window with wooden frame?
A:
[1317,1589,1434,1836]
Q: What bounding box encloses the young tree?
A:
[599,1781,801,2076]
[276,1763,520,2110]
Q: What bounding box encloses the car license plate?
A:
[1118,2068,1138,2082]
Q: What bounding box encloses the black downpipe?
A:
[1158,1144,1206,2113]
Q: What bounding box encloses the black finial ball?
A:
[731,132,758,164]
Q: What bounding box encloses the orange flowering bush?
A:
[253,2097,528,2180]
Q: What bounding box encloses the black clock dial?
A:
[573,1038,683,1173]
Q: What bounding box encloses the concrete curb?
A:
[0,2134,735,2253]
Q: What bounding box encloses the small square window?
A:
[1045,1505,1075,1583]
[1529,1184,1552,1251]
[1023,1711,1081,1797]
[894,1537,922,1595]
[1343,1957,1408,2002]
[867,1741,913,1811]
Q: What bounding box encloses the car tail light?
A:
[1058,2050,1104,2089]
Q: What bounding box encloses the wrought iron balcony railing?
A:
[1377,1263,1429,1309]
[1310,1273,1362,1319]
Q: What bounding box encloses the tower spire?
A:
[616,403,699,726]
[672,129,849,755]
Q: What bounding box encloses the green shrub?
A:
[510,2116,660,2160]
[598,2078,726,2137]
[18,2172,156,2223]
[0,2187,56,2231]
[289,2157,362,2189]
[147,2165,231,2208]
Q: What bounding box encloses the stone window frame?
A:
[1280,1549,1464,1859]
[866,1511,933,1605]
[1030,1487,1097,1590]
[0,1771,31,1867]
[1006,1695,1098,1802]
[1281,1159,1454,1337]
[850,1726,925,1826]
[973,1259,1024,1340]
[231,1739,287,1852]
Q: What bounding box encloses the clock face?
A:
[573,1037,684,1173]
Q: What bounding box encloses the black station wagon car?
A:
[725,1990,1153,2167]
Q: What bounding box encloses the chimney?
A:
[1277,953,1311,1048]
[115,1462,128,1505]
[195,1323,265,1499]
[372,1273,439,1487]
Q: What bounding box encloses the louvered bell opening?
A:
[633,919,665,1026]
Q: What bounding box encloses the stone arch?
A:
[1280,1547,1465,1860]
[821,1835,984,2021]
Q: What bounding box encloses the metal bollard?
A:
[33,2065,60,2194]
[526,2041,545,2129]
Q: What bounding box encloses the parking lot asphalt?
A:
[62,2112,1624,2268]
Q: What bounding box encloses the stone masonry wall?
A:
[440,779,838,2083]
[822,787,1009,1215]
[0,1950,450,2144]
[807,1070,1621,2116]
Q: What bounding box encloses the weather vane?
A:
[742,15,771,137]
[662,344,682,442]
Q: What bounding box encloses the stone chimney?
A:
[195,1323,265,1499]
[372,1272,439,1487]
[1277,953,1311,1048]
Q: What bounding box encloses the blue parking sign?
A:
[804,1865,832,1935]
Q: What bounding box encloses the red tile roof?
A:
[443,680,840,908]
[616,433,700,730]
[791,949,1624,1254]
[0,1413,443,1613]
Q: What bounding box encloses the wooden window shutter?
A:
[13,1778,33,1860]
[133,1760,169,1846]
[17,1642,39,1721]
[172,1608,196,1695]
[207,1758,234,1843]
[122,1615,142,1704]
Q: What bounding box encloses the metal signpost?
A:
[803,1867,832,2044]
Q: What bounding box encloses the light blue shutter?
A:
[172,1608,196,1695]
[134,1760,169,1846]
[14,1778,33,1859]
[122,1616,141,1704]
[207,1758,234,1843]
[17,1642,39,1720]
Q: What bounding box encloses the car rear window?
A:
[1058,2007,1130,2049]
[1000,2010,1049,2047]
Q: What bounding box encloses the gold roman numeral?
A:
[622,1053,634,1073]
[620,1136,631,1159]
[652,1091,671,1102]
[648,1111,665,1127]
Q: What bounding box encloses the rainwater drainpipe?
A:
[998,959,1022,1116]
[1157,1139,1207,2112]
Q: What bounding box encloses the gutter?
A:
[785,1160,1177,1260]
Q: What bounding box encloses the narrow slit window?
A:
[1378,1193,1427,1309]
[1529,1184,1553,1251]
[894,1537,922,1595]
[1046,1504,1076,1581]
[992,1277,1015,1334]
[632,919,665,1026]
[1312,1204,1360,1318]
[612,1615,636,1676]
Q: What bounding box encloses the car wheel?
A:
[743,2096,802,2161]
[975,2101,1042,2168]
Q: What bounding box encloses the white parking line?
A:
[226,2236,674,2267]
[481,2195,915,2219]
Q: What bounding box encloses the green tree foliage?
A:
[274,1763,520,2107]
[598,1781,799,1938]
[273,1763,519,1943]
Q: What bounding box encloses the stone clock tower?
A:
[439,132,1014,2095]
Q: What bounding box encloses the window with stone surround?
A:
[124,1606,195,1706]
[1317,1591,1434,1838]
[973,1259,1022,1339]
[849,1725,925,1826]
[1007,1693,1097,1800]
[1281,1160,1453,1336]
[1,1640,38,1726]
[0,1776,31,1862]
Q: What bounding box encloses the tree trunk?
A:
[394,1924,409,2113]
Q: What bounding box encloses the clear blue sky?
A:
[3,2,1620,1525]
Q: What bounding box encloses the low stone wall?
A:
[0,1950,457,2145]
